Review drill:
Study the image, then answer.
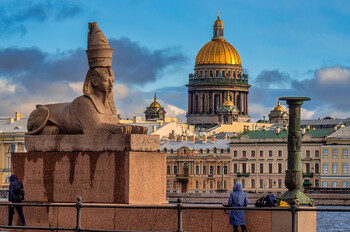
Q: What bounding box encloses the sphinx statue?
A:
[27,22,147,135]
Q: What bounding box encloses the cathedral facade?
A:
[186,16,250,127]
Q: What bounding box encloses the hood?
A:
[233,182,243,192]
[10,174,18,182]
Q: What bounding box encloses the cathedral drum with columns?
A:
[186,16,251,127]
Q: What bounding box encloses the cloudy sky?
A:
[0,0,350,121]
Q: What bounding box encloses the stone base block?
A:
[12,150,166,204]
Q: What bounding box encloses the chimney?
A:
[158,122,163,127]
[202,134,207,144]
[170,130,176,141]
[133,116,141,123]
[276,127,281,134]
[152,125,157,133]
[183,136,188,141]
[190,135,195,144]
[15,112,21,121]
[9,118,14,124]
[211,135,216,143]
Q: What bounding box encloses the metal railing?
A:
[0,197,349,232]
[188,78,248,85]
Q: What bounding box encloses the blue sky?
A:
[0,0,350,121]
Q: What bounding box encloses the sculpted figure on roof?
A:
[26,22,147,135]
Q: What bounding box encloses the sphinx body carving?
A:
[27,23,147,135]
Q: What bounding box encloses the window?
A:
[200,149,203,154]
[333,149,337,158]
[269,163,273,173]
[315,163,319,174]
[234,164,238,173]
[196,181,199,189]
[217,166,221,175]
[343,163,348,175]
[217,181,221,189]
[210,181,213,189]
[242,151,246,157]
[333,181,337,188]
[174,166,178,175]
[214,148,217,153]
[323,150,328,158]
[210,71,213,77]
[227,71,231,77]
[203,166,207,175]
[242,163,247,173]
[315,150,320,157]
[269,179,272,188]
[196,166,199,175]
[278,179,282,188]
[170,149,174,154]
[251,179,255,188]
[224,181,227,189]
[223,166,228,175]
[260,150,264,157]
[234,179,237,185]
[210,166,214,175]
[167,166,171,174]
[306,150,310,157]
[306,163,310,173]
[333,163,337,175]
[234,151,238,157]
[343,181,347,188]
[323,163,328,174]
[278,163,282,173]
[203,181,206,189]
[322,181,327,187]
[173,181,177,188]
[260,164,264,173]
[269,150,273,157]
[343,149,348,158]
[278,150,282,157]
[167,181,170,188]
[242,179,245,188]
[251,163,255,173]
[163,148,167,153]
[251,150,255,157]
[227,148,230,153]
[315,180,319,187]
[216,70,219,77]
[207,148,210,153]
[221,149,224,153]
[260,179,263,188]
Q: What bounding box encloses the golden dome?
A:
[195,40,241,65]
[223,95,234,106]
[273,100,284,111]
[214,16,223,27]
[150,93,161,108]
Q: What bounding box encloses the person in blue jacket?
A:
[228,182,248,232]
[8,174,25,226]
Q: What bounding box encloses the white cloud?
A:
[0,79,16,93]
[301,108,315,119]
[164,104,186,117]
[317,66,350,83]
[68,82,83,95]
[114,83,130,100]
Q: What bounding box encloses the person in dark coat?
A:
[8,174,25,226]
[228,182,248,232]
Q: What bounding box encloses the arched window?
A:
[200,149,203,154]
[214,148,217,153]
[184,149,187,154]
[221,149,224,153]
[163,148,167,153]
[210,181,214,189]
[203,181,207,189]
[207,148,210,153]
[227,148,231,153]
[170,149,174,154]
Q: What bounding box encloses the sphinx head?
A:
[84,67,114,96]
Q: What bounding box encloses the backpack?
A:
[255,195,267,207]
[14,182,25,201]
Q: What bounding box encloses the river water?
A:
[317,206,350,232]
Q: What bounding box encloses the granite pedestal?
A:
[12,134,166,204]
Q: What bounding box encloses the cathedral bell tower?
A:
[186,15,251,127]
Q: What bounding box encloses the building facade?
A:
[186,16,250,127]
[321,127,350,188]
[0,113,26,189]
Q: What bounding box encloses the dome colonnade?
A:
[186,16,250,126]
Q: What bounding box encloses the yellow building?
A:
[321,127,350,188]
[0,112,26,190]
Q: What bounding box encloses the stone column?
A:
[279,97,313,206]
[219,92,222,106]
[204,93,207,113]
[245,93,248,115]
[188,92,192,114]
[211,92,215,113]
[192,92,195,114]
